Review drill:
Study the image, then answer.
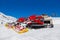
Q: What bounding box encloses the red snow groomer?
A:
[26,15,45,29]
[16,15,53,29]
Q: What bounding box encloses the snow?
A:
[0,12,60,40]
[0,12,17,23]
[52,17,60,24]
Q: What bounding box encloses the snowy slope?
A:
[53,17,60,24]
[0,13,60,40]
[0,12,17,24]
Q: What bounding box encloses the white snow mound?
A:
[0,12,17,24]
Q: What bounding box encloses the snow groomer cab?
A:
[41,14,54,28]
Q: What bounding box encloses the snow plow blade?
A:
[13,28,28,34]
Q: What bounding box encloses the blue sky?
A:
[0,0,60,18]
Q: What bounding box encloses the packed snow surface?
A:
[0,12,60,40]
